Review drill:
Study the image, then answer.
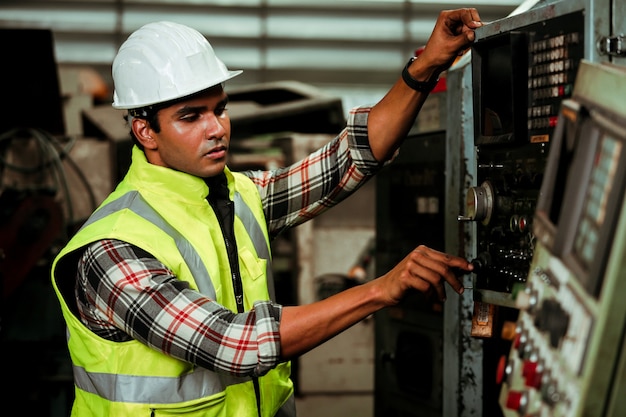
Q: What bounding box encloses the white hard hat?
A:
[112,21,242,110]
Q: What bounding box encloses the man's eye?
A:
[215,106,228,116]
[181,113,200,122]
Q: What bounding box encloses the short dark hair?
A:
[125,108,161,150]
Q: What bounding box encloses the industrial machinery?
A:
[467,10,584,302]
[0,28,65,136]
[443,1,626,417]
[374,127,447,417]
[498,59,626,417]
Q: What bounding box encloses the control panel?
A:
[466,11,585,305]
[498,61,626,417]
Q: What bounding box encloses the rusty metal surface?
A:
[443,51,483,417]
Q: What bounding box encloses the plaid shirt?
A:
[76,106,385,377]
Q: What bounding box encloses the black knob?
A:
[534,299,570,348]
[471,252,492,273]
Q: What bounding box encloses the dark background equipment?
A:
[374,128,446,417]
[0,28,66,136]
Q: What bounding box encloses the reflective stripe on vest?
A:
[233,192,275,301]
[79,190,216,299]
[78,190,275,301]
[72,189,276,404]
[73,363,250,404]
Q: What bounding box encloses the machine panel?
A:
[445,2,622,417]
[467,11,585,305]
[499,61,626,417]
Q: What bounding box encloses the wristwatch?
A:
[402,56,439,93]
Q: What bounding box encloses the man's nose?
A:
[205,114,226,139]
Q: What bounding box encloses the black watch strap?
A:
[402,56,439,93]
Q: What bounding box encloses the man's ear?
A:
[132,117,157,150]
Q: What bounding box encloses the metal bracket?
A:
[597,35,626,57]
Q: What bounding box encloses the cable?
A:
[0,127,99,235]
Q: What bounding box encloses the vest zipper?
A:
[208,185,261,417]
[221,209,261,417]
[223,235,244,313]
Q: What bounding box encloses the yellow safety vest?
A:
[51,146,295,417]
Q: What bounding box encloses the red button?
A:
[519,216,528,232]
[496,355,508,384]
[506,391,524,410]
[525,363,543,389]
[522,360,537,377]
[549,116,559,127]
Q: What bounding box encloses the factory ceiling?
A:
[0,0,525,104]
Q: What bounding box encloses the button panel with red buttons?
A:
[497,244,595,417]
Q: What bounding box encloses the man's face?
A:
[140,86,231,178]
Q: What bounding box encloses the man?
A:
[51,8,481,417]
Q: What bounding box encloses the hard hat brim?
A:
[112,69,242,110]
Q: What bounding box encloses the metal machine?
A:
[374,127,447,417]
[499,59,626,417]
[443,1,626,416]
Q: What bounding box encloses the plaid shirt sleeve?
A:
[243,105,392,237]
[76,239,282,377]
